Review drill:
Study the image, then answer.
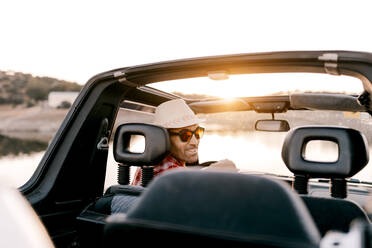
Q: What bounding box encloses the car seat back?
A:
[104,170,321,248]
[301,196,369,236]
[281,125,370,235]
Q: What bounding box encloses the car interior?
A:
[73,122,371,247]
[18,51,372,247]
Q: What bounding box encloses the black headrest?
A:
[113,123,170,166]
[282,126,369,178]
[105,170,320,248]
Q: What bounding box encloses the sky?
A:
[1,0,372,86]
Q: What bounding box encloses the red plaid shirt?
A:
[131,155,186,186]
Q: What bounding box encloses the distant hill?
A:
[0,71,83,106]
[171,91,217,99]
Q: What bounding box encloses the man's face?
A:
[168,124,200,163]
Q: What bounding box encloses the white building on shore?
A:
[48,91,79,108]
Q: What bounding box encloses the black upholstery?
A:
[281,125,370,236]
[106,185,144,214]
[113,123,170,166]
[104,170,320,248]
[301,196,370,236]
[282,125,369,178]
[82,185,144,215]
[104,184,144,196]
[76,185,144,248]
[114,123,171,187]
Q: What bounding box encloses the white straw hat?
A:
[153,99,204,128]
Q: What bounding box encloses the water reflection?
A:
[0,134,48,157]
[104,132,292,188]
[0,152,43,188]
[104,131,372,189]
[0,134,48,188]
[199,131,290,175]
[2,131,372,189]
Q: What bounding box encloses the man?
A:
[131,99,205,185]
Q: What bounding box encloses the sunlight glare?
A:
[149,73,363,98]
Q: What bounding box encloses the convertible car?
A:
[7,51,372,247]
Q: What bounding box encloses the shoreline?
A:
[0,104,68,142]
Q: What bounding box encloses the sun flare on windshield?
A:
[149,73,363,99]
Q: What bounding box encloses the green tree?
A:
[25,79,50,101]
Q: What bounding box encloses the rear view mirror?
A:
[255,119,290,132]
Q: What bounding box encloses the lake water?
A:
[1,131,372,189]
